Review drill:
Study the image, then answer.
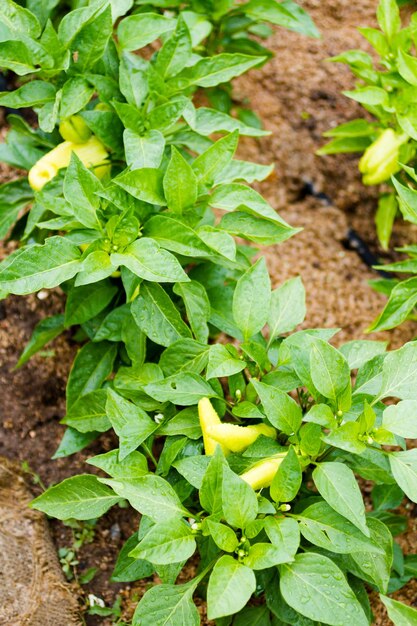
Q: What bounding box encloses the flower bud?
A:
[359,129,405,185]
[59,115,92,144]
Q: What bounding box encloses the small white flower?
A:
[88,594,105,608]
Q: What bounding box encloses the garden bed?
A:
[1,1,417,624]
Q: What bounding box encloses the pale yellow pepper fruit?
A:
[28,136,110,191]
[206,422,276,453]
[59,115,92,143]
[198,397,229,456]
[359,128,405,185]
[240,455,287,490]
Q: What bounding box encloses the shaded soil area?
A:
[1,1,417,624]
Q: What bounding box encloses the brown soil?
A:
[1,1,417,624]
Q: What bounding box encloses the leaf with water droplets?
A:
[280,553,369,626]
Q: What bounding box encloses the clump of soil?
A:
[1,1,417,624]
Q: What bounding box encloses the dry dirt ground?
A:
[1,1,417,624]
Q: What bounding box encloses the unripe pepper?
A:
[359,129,405,185]
[240,454,287,490]
[28,136,110,191]
[206,422,276,453]
[198,398,229,456]
[59,115,92,143]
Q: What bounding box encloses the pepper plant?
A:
[319,0,417,334]
[318,0,417,249]
[31,270,417,624]
[0,0,319,455]
[2,0,417,624]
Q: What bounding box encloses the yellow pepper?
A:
[206,422,276,453]
[198,397,229,456]
[359,129,405,185]
[240,455,287,490]
[59,115,92,143]
[28,136,110,191]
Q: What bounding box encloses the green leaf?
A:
[0,237,81,295]
[245,0,319,38]
[204,520,238,553]
[52,428,98,459]
[310,338,350,402]
[372,482,403,511]
[298,501,383,554]
[159,339,209,376]
[174,455,210,490]
[380,594,417,625]
[252,380,302,435]
[0,81,55,109]
[163,147,198,214]
[390,449,417,503]
[207,555,256,620]
[114,168,165,205]
[113,238,189,283]
[0,0,41,37]
[339,339,387,369]
[111,532,154,582]
[60,77,94,119]
[270,446,301,503]
[75,251,116,287]
[62,389,110,433]
[129,519,196,565]
[68,3,112,71]
[192,131,239,185]
[173,281,210,343]
[233,257,271,340]
[245,543,293,570]
[155,14,192,79]
[118,13,175,51]
[106,389,157,460]
[133,580,199,626]
[87,449,148,480]
[343,86,388,106]
[268,276,306,340]
[376,193,397,250]
[377,0,400,41]
[368,277,417,332]
[16,314,64,368]
[280,553,368,625]
[124,129,165,169]
[145,372,217,405]
[0,40,37,76]
[222,465,258,528]
[313,462,369,536]
[392,176,417,225]
[101,475,188,522]
[65,280,117,326]
[200,447,226,516]
[168,54,264,91]
[0,178,33,239]
[210,183,286,224]
[31,475,121,520]
[131,282,192,347]
[206,344,246,380]
[348,517,393,592]
[375,342,417,402]
[382,400,417,438]
[66,341,117,408]
[219,211,296,246]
